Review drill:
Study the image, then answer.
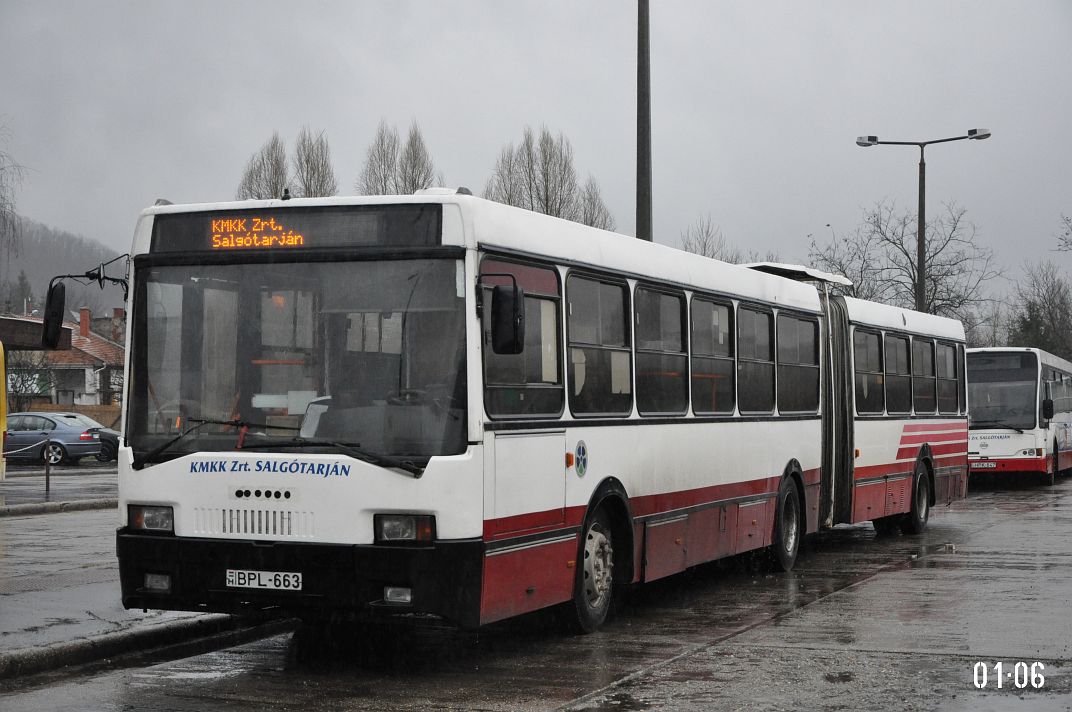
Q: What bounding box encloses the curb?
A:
[0,614,288,680]
[0,499,117,518]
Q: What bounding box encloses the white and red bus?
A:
[967,347,1072,485]
[102,192,967,632]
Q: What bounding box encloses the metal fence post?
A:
[44,437,51,496]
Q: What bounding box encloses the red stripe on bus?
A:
[485,469,820,540]
[898,431,967,445]
[896,442,967,460]
[854,462,914,479]
[901,421,967,432]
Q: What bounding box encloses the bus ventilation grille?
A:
[194,508,315,538]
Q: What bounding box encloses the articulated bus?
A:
[111,192,967,632]
[967,347,1072,485]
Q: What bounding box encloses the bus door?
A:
[820,293,854,526]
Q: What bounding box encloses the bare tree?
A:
[680,215,742,263]
[292,126,337,198]
[236,132,289,200]
[962,299,1009,348]
[0,121,24,273]
[1056,214,1072,251]
[7,350,55,412]
[578,177,616,231]
[1007,261,1072,359]
[484,125,615,230]
[356,120,401,195]
[484,144,525,208]
[396,122,441,194]
[807,223,895,303]
[809,200,1001,316]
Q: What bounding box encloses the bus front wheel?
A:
[900,463,930,535]
[570,509,614,633]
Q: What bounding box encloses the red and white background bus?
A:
[967,347,1072,485]
[113,193,968,632]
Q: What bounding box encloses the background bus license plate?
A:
[226,569,302,590]
[972,462,998,469]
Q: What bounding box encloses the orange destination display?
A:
[210,217,305,250]
[149,205,442,253]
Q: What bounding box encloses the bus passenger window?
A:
[738,307,774,413]
[885,335,912,414]
[480,259,563,418]
[635,287,687,415]
[853,330,883,415]
[691,299,734,414]
[567,275,632,416]
[912,339,937,413]
[777,315,820,414]
[937,343,958,414]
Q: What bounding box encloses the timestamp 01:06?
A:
[973,662,1045,689]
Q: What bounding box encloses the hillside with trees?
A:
[1,215,126,316]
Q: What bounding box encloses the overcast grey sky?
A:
[1,0,1069,287]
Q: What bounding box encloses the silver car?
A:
[3,412,103,465]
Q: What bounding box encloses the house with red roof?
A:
[6,308,125,408]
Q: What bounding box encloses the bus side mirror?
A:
[491,284,525,355]
[1043,398,1054,421]
[41,281,66,349]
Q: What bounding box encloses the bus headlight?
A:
[129,505,174,533]
[374,514,435,543]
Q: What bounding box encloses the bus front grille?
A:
[193,507,315,538]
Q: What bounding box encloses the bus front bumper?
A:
[117,530,484,628]
[968,456,1049,474]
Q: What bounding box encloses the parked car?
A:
[62,413,121,462]
[3,412,104,465]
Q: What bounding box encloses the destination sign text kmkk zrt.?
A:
[211,217,305,249]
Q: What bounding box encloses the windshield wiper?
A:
[239,438,425,477]
[969,419,1026,434]
[132,418,287,469]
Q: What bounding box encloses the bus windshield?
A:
[128,258,467,465]
[967,352,1038,431]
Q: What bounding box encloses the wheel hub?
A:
[583,527,613,609]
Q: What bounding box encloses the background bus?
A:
[967,347,1072,485]
[100,193,967,632]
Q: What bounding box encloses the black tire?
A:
[771,477,801,571]
[569,509,615,633]
[1050,441,1060,484]
[96,441,116,462]
[43,442,67,466]
[900,463,931,535]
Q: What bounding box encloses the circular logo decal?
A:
[575,440,588,477]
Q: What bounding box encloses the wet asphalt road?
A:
[3,476,1072,711]
[0,463,117,507]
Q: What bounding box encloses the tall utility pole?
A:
[636,0,652,242]
[856,128,990,312]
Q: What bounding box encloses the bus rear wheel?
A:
[771,477,801,572]
[570,509,614,633]
[900,463,930,535]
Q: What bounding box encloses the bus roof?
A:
[842,296,966,342]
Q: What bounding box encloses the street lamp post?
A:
[855,128,991,313]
